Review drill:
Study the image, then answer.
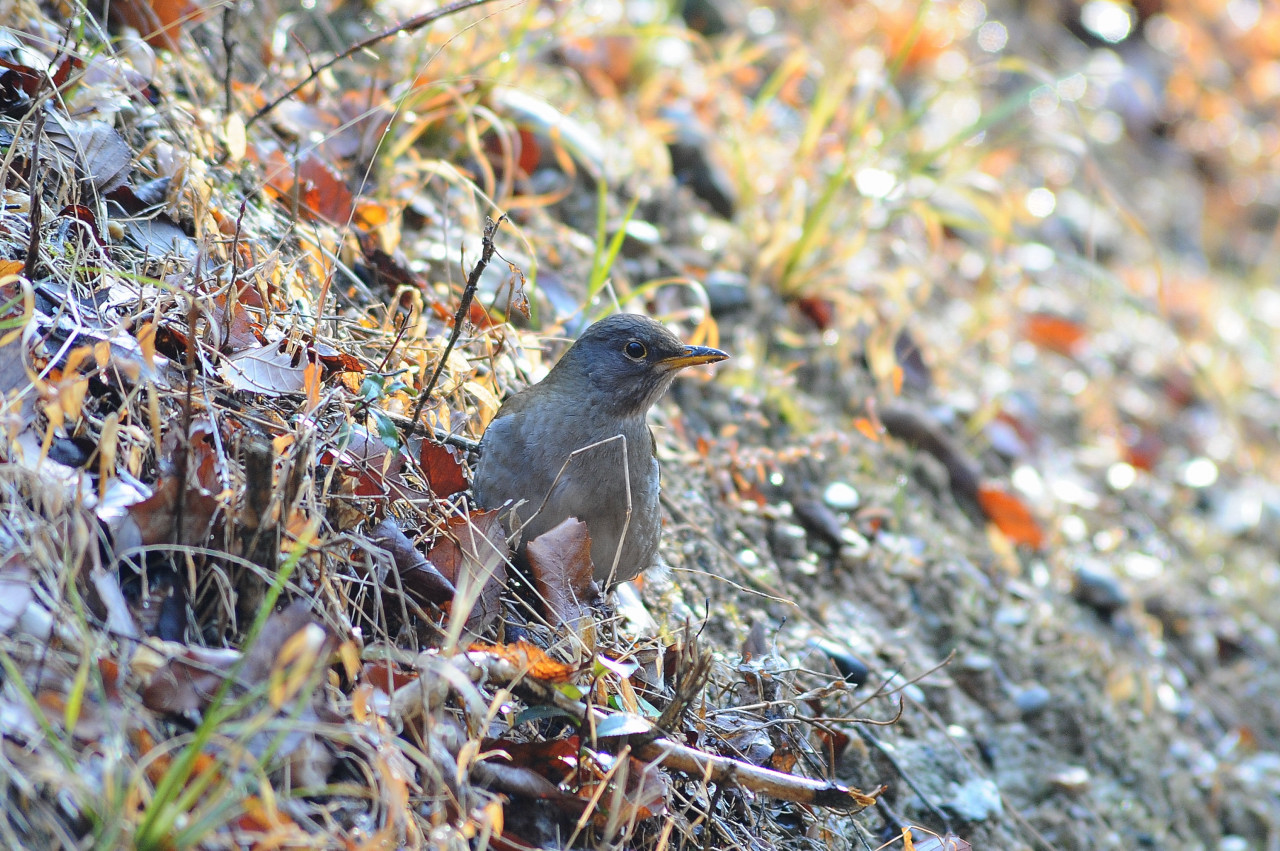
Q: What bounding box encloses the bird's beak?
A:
[658,344,729,372]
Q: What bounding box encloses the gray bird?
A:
[473,314,728,587]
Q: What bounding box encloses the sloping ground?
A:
[0,0,1277,849]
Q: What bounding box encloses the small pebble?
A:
[838,529,871,565]
[1014,684,1052,717]
[1049,766,1091,795]
[704,270,751,315]
[822,481,860,511]
[945,777,1003,822]
[957,653,995,673]
[807,638,870,688]
[1073,564,1130,617]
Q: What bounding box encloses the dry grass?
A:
[1,0,1278,849]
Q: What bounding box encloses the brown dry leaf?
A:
[256,143,354,226]
[309,340,363,376]
[360,660,418,696]
[526,517,601,632]
[268,617,337,709]
[219,343,306,395]
[140,645,240,714]
[976,483,1045,551]
[418,440,468,497]
[428,510,508,635]
[211,289,266,353]
[370,517,455,606]
[795,295,835,330]
[234,795,304,841]
[318,421,432,503]
[583,753,669,827]
[489,736,580,781]
[141,601,327,714]
[120,476,221,548]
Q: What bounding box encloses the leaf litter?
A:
[0,0,1277,849]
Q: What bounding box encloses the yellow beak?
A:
[658,345,729,371]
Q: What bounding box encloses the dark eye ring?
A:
[624,340,647,360]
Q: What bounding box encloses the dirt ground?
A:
[1,0,1278,848]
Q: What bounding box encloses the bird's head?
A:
[546,314,728,417]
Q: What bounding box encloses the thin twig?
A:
[245,0,501,130]
[23,108,45,282]
[221,5,236,116]
[222,198,249,351]
[403,215,505,440]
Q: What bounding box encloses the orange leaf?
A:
[1023,312,1086,356]
[470,639,580,682]
[976,483,1044,550]
[853,417,880,442]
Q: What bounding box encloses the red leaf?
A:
[976,483,1045,550]
[419,440,468,497]
[122,477,221,547]
[794,295,836,330]
[109,0,209,49]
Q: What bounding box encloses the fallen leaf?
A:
[428,510,508,635]
[140,645,240,714]
[119,212,198,261]
[795,295,835,330]
[219,343,306,395]
[470,640,578,683]
[1023,312,1087,356]
[370,517,455,606]
[256,142,354,226]
[526,517,600,630]
[418,440,468,497]
[119,476,221,547]
[582,752,668,826]
[109,0,209,49]
[141,601,328,714]
[976,483,1045,550]
[45,113,133,193]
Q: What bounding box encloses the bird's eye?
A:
[624,340,647,360]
